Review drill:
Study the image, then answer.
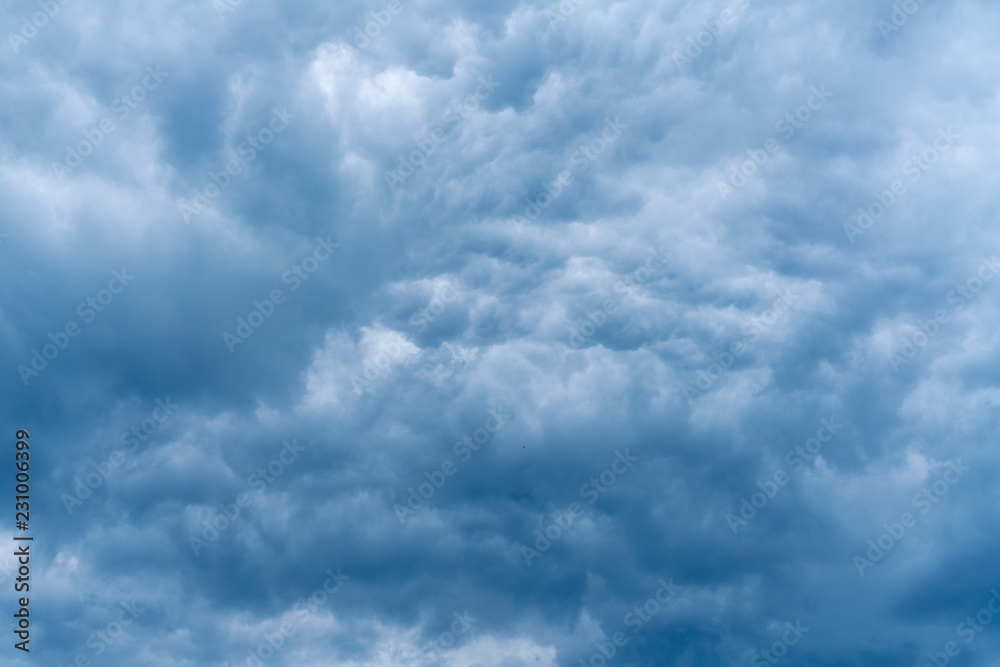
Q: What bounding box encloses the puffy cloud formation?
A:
[3,0,1000,664]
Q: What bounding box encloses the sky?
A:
[2,0,1000,665]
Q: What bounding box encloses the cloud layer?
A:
[3,0,1000,665]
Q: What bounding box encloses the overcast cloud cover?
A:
[3,0,1000,665]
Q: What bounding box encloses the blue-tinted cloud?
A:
[3,0,1000,665]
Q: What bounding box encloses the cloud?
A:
[3,0,1000,665]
